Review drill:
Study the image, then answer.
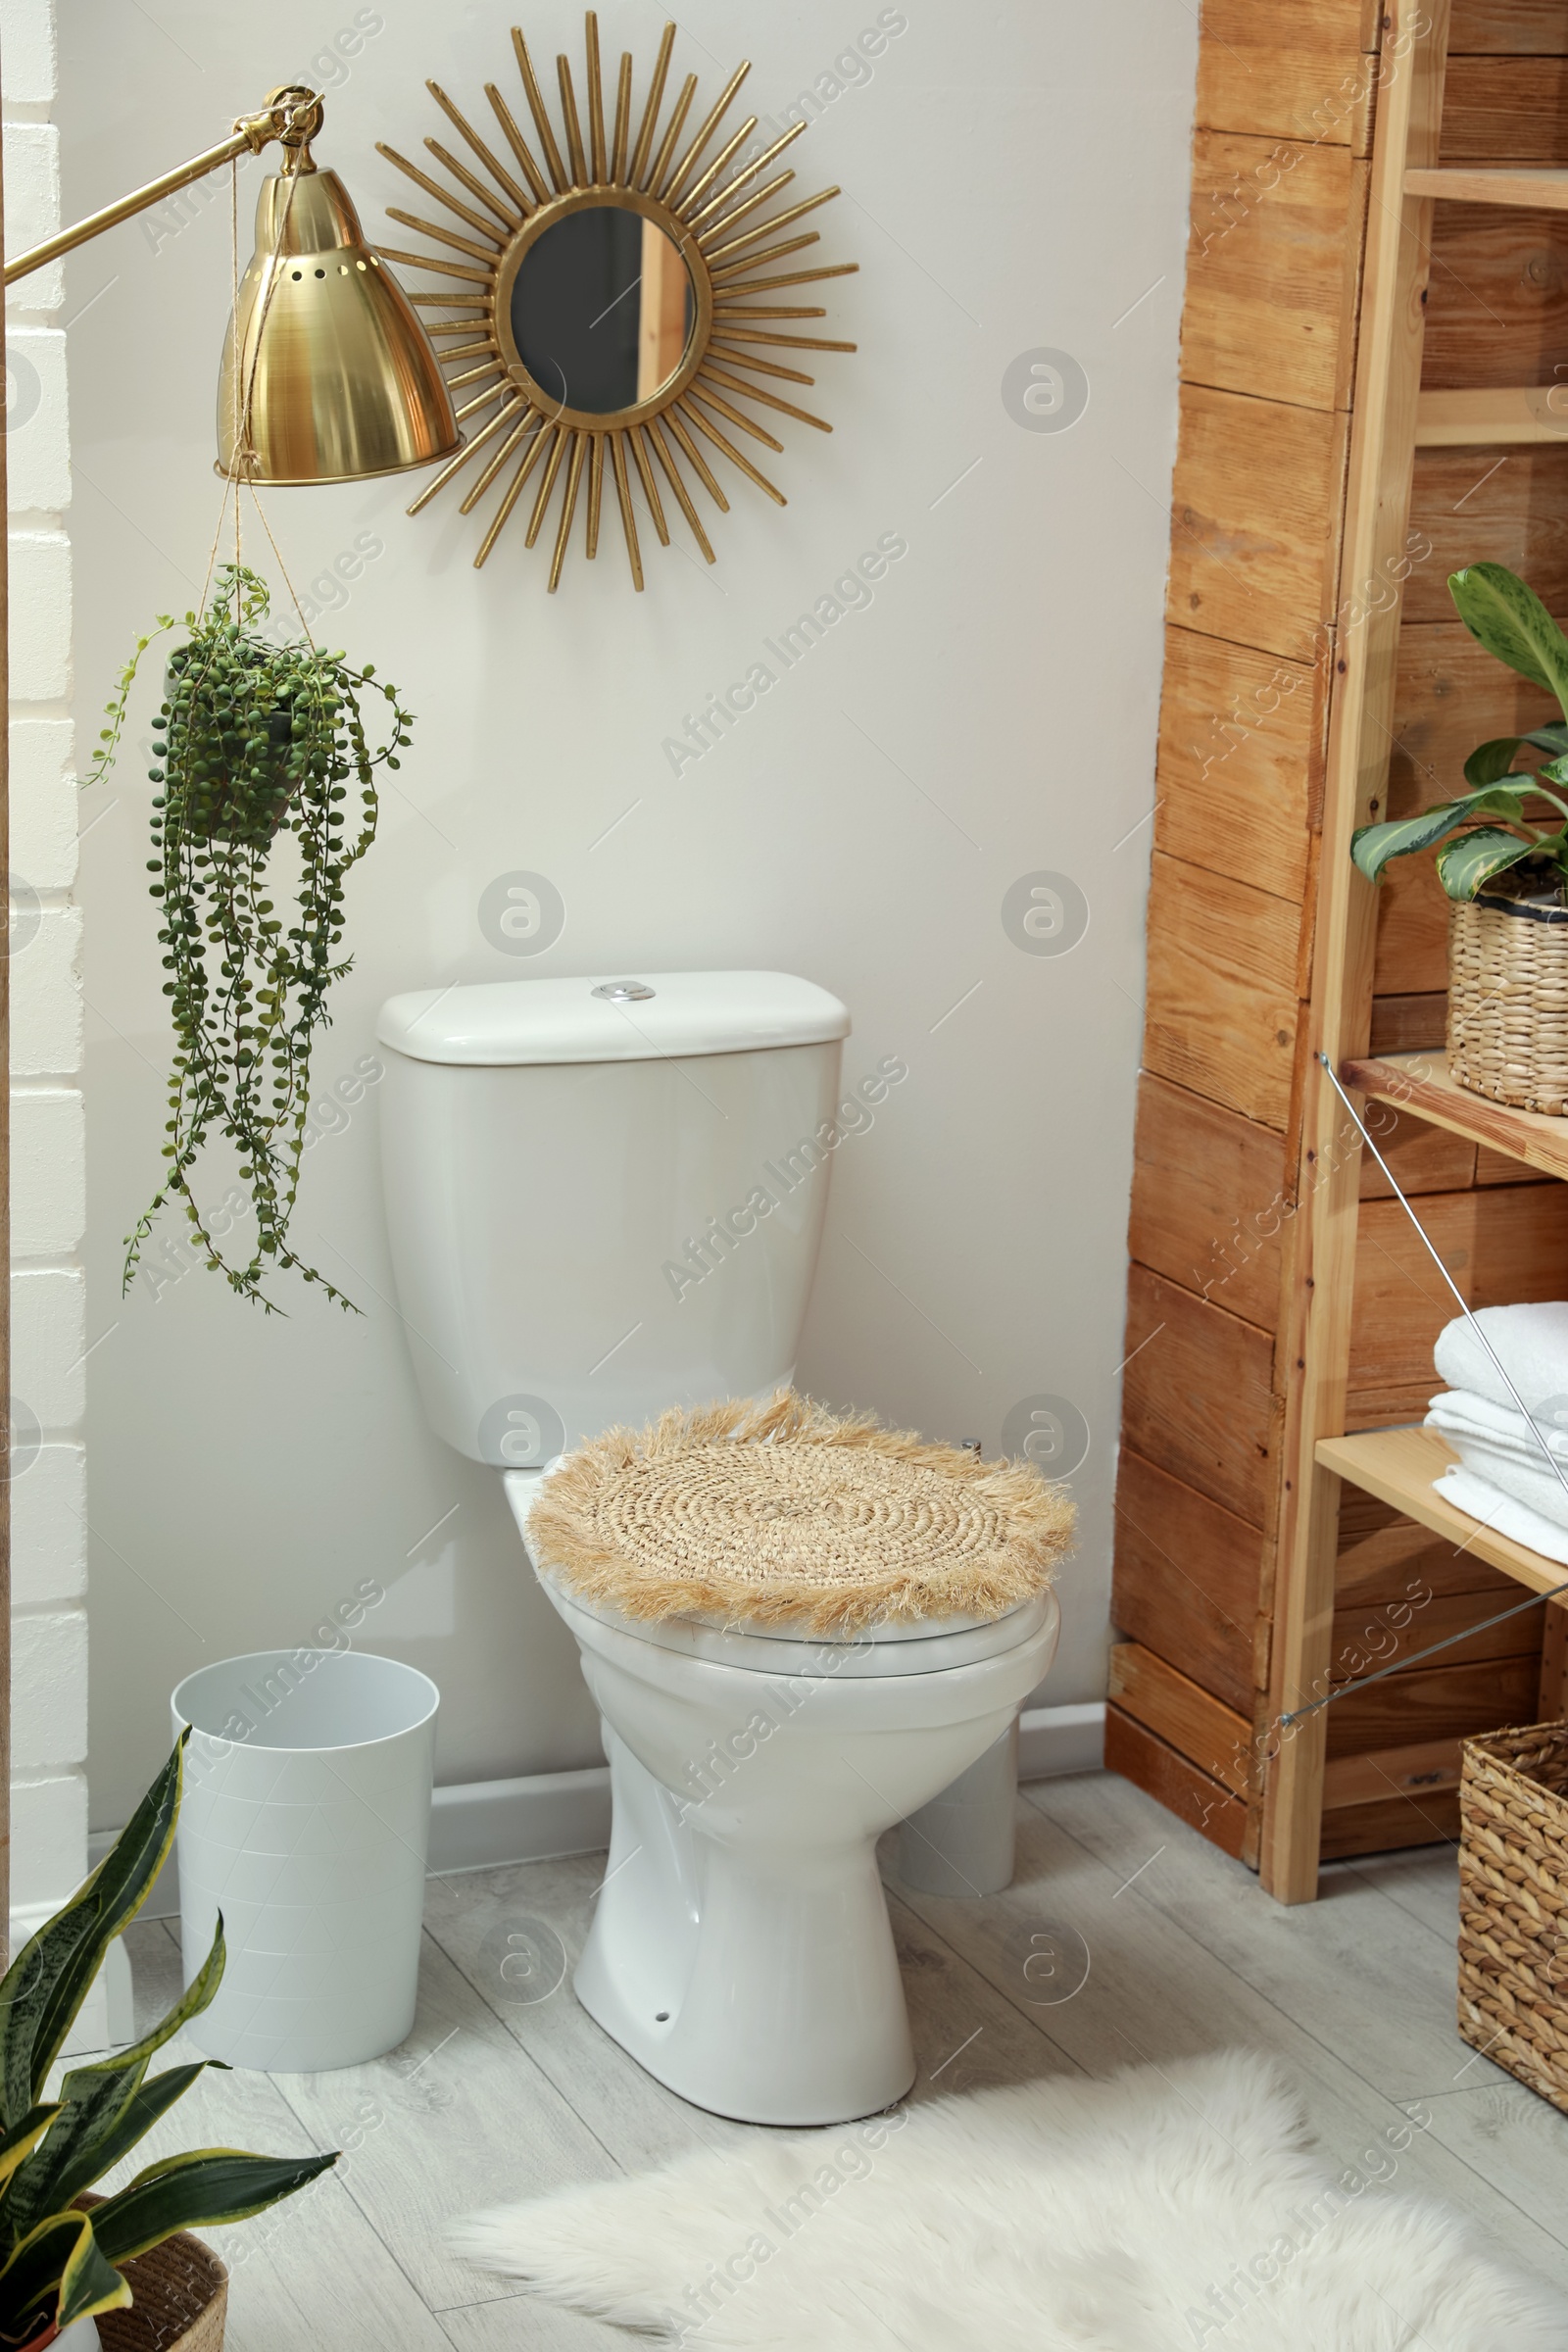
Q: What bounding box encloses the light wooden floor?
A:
[99,1771,1568,2344]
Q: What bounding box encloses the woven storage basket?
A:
[1457,1721,1568,2112]
[1448,891,1568,1115]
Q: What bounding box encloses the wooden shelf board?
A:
[1315,1426,1568,1599]
[1415,386,1568,445]
[1342,1050,1568,1182]
[1404,167,1568,210]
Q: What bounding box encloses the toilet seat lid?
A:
[515,1396,1073,1637]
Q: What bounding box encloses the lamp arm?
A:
[4,84,325,287]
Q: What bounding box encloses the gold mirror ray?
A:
[382,12,858,589]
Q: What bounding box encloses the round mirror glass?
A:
[510,203,695,415]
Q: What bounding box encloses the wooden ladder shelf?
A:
[1265,0,1568,1899]
[1110,0,1568,1901]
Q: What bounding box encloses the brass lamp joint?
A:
[234,86,325,173]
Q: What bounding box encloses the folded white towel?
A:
[1426,1399,1568,1531]
[1426,1387,1568,1534]
[1434,1301,1568,1418]
[1434,1462,1568,1567]
[1427,1385,1568,1463]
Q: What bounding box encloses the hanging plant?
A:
[89,563,413,1311]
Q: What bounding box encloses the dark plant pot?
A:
[163,655,296,846]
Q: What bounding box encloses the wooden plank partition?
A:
[1109,0,1568,1893]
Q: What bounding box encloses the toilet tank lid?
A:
[376,970,851,1066]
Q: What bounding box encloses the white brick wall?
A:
[5,0,88,1975]
[0,0,55,109]
[9,716,74,880]
[1,122,60,307]
[9,530,72,698]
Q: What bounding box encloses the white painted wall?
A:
[59,1,1197,1830]
[5,0,93,1958]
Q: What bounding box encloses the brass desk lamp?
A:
[5,83,461,482]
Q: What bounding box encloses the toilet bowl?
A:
[508,1470,1061,2125]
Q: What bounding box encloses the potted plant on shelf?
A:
[89,563,414,1310]
[1351,561,1568,1115]
[0,1734,336,2349]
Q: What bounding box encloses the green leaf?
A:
[1471,738,1568,821]
[1434,825,1542,901]
[0,2107,58,2197]
[4,2063,147,2239]
[1463,736,1541,789]
[0,1737,186,2127]
[3,1938,226,2233]
[1467,779,1548,818]
[1351,798,1493,882]
[1449,562,1568,721]
[54,2214,132,2332]
[92,1911,225,2080]
[0,2212,131,2343]
[90,2147,337,2268]
[41,2063,216,2220]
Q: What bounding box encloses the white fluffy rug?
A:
[453,2051,1567,2349]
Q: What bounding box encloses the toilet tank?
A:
[376,971,851,1465]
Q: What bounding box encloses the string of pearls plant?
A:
[91,564,412,1311]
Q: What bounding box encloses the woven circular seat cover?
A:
[527,1392,1075,1634]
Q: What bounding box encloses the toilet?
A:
[377,969,1061,2124]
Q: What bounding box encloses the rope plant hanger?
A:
[89,134,414,1313]
[527,1392,1077,1633]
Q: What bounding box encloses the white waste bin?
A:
[172,1648,439,2072]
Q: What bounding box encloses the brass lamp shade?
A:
[217,161,460,484]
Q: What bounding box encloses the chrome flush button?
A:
[592,981,657,1002]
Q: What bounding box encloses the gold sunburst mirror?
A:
[379,14,858,590]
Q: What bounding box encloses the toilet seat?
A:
[543,1577,1050,1678]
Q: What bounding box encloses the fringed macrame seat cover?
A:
[526,1392,1075,1635]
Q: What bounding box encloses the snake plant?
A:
[0,1735,334,2347]
[1351,562,1568,904]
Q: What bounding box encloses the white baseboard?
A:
[1018,1699,1105,1782]
[428,1762,612,1874]
[89,1707,1102,1918]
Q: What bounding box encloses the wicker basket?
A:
[1457,1721,1568,2112]
[1447,890,1568,1115]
